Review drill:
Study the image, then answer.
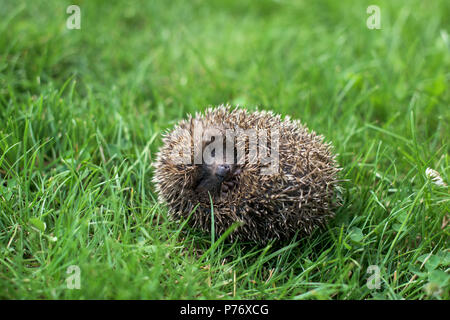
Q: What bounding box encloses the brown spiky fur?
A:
[153,105,341,244]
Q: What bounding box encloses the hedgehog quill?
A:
[153,105,341,244]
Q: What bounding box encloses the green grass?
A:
[0,0,449,299]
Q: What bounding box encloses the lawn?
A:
[0,0,448,299]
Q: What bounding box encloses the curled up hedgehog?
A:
[153,105,341,244]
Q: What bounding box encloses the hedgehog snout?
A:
[215,164,231,182]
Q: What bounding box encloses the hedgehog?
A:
[153,105,341,244]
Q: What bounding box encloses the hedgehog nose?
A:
[216,164,231,180]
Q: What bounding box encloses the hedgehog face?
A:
[194,161,240,201]
[191,130,242,201]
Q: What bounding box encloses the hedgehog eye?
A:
[194,164,207,181]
